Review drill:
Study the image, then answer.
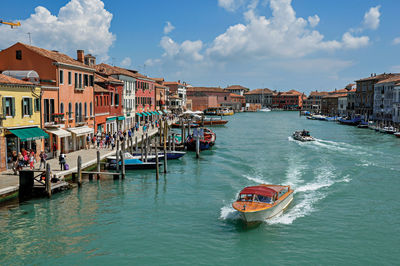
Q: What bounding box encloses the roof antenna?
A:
[27,32,31,45]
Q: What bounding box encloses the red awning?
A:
[240,186,277,197]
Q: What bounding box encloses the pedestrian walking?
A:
[59,152,66,170]
[39,151,47,169]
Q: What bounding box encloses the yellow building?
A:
[0,74,48,171]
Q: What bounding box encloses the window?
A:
[84,102,87,117]
[90,102,93,116]
[16,50,22,60]
[59,70,64,84]
[75,103,78,121]
[68,72,72,85]
[100,96,103,106]
[89,75,94,86]
[74,73,78,88]
[69,102,72,119]
[60,103,64,114]
[34,98,41,112]
[79,103,82,122]
[2,97,15,117]
[79,74,82,88]
[110,92,114,105]
[115,94,119,106]
[84,74,88,87]
[22,98,32,116]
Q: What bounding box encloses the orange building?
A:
[0,43,95,157]
[272,90,305,110]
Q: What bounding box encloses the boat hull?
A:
[240,193,294,222]
[131,151,186,160]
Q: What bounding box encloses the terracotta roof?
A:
[376,75,400,84]
[244,88,273,95]
[94,84,109,93]
[309,91,330,96]
[280,90,303,96]
[94,73,123,84]
[0,73,34,85]
[225,85,249,91]
[356,73,399,82]
[230,93,245,98]
[155,84,168,89]
[95,63,135,78]
[187,87,226,93]
[150,77,165,82]
[18,42,94,70]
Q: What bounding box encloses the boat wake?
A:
[266,166,350,225]
[219,204,240,221]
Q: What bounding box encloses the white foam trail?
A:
[267,165,350,225]
[285,154,306,188]
[243,174,268,184]
[219,205,240,221]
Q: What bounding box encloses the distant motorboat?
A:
[259,108,271,112]
[106,153,162,170]
[292,130,315,141]
[395,132,400,138]
[338,116,362,126]
[382,126,397,134]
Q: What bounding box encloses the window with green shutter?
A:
[11,97,15,117]
[34,98,41,112]
[28,98,33,115]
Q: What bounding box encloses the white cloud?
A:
[218,0,244,12]
[120,57,132,67]
[363,5,381,30]
[145,0,371,88]
[308,15,320,28]
[0,0,115,61]
[392,37,400,45]
[163,21,175,34]
[341,32,369,49]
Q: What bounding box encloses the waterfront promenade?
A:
[0,120,173,199]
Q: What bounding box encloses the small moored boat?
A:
[232,184,294,222]
[292,130,315,141]
[394,132,400,138]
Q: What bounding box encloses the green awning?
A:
[136,113,143,117]
[117,116,125,121]
[145,112,151,116]
[9,127,49,141]
[141,112,148,117]
[163,110,168,114]
[156,111,162,115]
[151,111,157,115]
[107,117,116,121]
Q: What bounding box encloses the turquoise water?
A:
[1,112,400,265]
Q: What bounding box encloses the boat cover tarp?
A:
[240,186,277,197]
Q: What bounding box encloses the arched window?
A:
[75,103,78,121]
[79,103,82,121]
[69,102,72,119]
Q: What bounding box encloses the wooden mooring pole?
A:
[155,140,159,180]
[141,134,144,161]
[135,136,138,152]
[172,133,176,151]
[45,163,51,198]
[163,118,168,173]
[96,150,101,179]
[120,150,125,179]
[196,135,200,158]
[116,139,120,171]
[77,156,82,187]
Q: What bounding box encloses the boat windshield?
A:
[238,194,273,203]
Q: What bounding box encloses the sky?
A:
[1,0,400,93]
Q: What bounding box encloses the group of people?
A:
[8,148,48,175]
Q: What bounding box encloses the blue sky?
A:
[1,0,400,93]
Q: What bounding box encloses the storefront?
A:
[106,117,116,135]
[67,126,94,151]
[5,127,49,169]
[45,127,72,157]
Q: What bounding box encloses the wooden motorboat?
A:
[107,158,161,170]
[185,128,216,151]
[131,150,186,160]
[232,184,294,222]
[382,126,397,134]
[292,130,315,141]
[201,118,228,126]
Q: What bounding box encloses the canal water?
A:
[1,112,399,265]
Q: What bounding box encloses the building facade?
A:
[164,81,187,111]
[373,76,400,125]
[355,73,398,120]
[0,74,47,171]
[0,43,95,156]
[244,88,273,107]
[303,91,329,113]
[271,90,304,110]
[225,85,249,96]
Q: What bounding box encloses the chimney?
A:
[77,50,84,63]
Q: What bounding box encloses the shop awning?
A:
[141,112,148,117]
[136,113,143,117]
[45,128,71,138]
[152,111,158,115]
[67,126,94,137]
[162,110,169,114]
[107,117,117,121]
[118,116,125,121]
[146,112,152,116]
[9,127,49,141]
